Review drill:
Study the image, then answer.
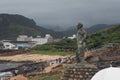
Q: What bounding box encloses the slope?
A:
[32,25,120,52]
[86,25,120,48]
[0,14,61,40]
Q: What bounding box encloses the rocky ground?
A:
[0,51,75,80]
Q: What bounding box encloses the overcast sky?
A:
[0,0,120,28]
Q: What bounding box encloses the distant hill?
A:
[86,24,112,33]
[60,24,112,37]
[60,26,77,37]
[40,25,67,31]
[42,24,112,36]
[0,14,64,40]
[0,14,117,40]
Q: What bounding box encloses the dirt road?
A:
[0,54,68,62]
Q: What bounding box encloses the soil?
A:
[0,54,68,62]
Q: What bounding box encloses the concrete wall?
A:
[32,38,48,45]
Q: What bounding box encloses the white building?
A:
[32,34,53,45]
[16,34,53,46]
[45,34,53,42]
[1,40,18,50]
[68,34,76,39]
[17,35,32,41]
[32,36,48,45]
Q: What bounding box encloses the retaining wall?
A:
[61,64,99,80]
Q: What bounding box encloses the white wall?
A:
[17,35,32,41]
[32,38,48,45]
[68,34,76,39]
[16,34,53,46]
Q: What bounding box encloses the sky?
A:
[0,0,120,28]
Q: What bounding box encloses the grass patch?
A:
[30,50,75,56]
[33,74,61,80]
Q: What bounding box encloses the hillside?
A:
[32,25,120,52]
[86,25,120,48]
[0,14,63,40]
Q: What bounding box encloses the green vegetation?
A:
[32,25,120,53]
[0,14,64,40]
[30,50,74,56]
[31,38,76,56]
[33,74,61,80]
[86,25,120,48]
[0,14,112,40]
[33,38,77,48]
[32,38,77,51]
[0,14,119,52]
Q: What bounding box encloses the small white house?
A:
[1,40,18,50]
[68,34,76,39]
[16,34,53,46]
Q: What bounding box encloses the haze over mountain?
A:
[58,24,112,36]
[40,25,67,31]
[0,14,63,40]
[0,14,117,40]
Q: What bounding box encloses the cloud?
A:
[0,0,120,27]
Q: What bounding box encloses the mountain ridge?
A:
[0,14,62,40]
[59,24,112,37]
[0,14,116,40]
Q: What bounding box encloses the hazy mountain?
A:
[60,26,77,37]
[86,24,112,33]
[41,25,66,31]
[0,14,63,40]
[60,24,112,36]
[0,14,116,40]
